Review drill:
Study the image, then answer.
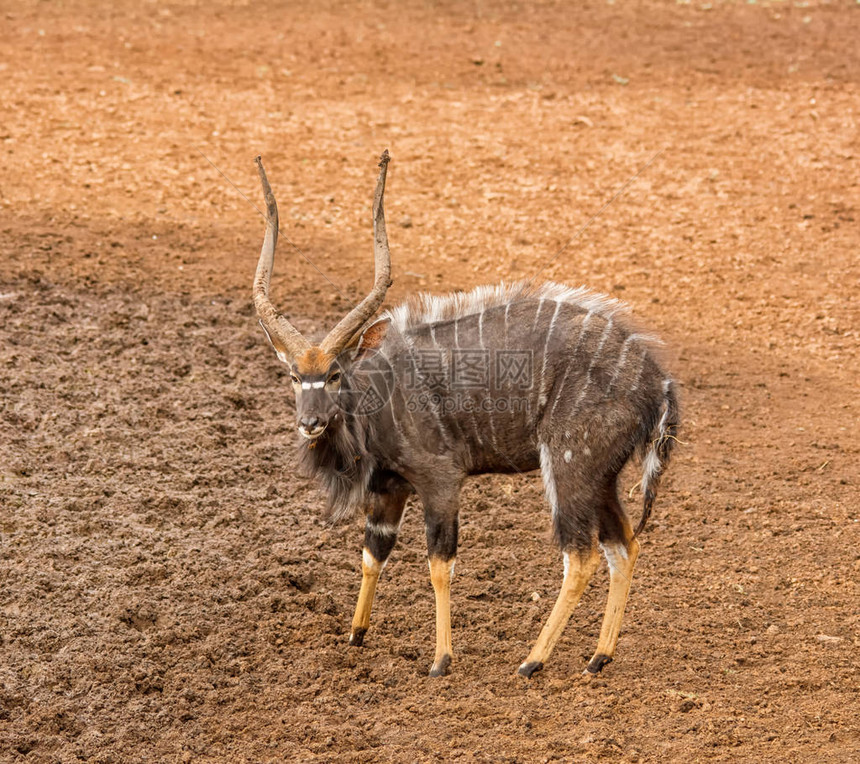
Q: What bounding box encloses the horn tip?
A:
[379,149,390,167]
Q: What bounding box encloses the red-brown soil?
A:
[1,1,858,762]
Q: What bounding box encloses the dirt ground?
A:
[1,0,858,761]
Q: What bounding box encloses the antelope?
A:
[252,151,679,678]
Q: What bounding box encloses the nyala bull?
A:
[252,151,679,678]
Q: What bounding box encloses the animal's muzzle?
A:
[298,416,327,440]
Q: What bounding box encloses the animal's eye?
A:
[290,374,300,385]
[327,372,341,385]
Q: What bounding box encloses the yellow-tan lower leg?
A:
[349,549,384,647]
[585,536,640,675]
[518,547,601,678]
[428,556,455,677]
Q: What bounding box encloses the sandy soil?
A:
[1,1,858,761]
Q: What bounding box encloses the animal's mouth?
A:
[298,425,327,440]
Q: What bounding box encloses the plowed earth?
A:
[1,1,858,762]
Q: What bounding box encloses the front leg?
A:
[425,502,459,677]
[349,488,408,647]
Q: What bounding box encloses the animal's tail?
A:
[634,379,680,537]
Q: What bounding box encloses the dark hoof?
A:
[348,628,366,647]
[585,654,613,675]
[518,661,544,678]
[429,654,452,677]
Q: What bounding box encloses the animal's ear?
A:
[351,318,390,360]
[259,320,292,365]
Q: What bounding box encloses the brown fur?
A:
[295,347,336,376]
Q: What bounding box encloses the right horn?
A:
[319,150,393,355]
[253,156,310,361]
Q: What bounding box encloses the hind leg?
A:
[519,443,606,676]
[518,545,601,677]
[585,483,640,675]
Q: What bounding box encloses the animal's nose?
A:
[300,416,321,430]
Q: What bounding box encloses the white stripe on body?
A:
[605,334,635,392]
[536,300,562,410]
[403,330,452,449]
[548,310,595,421]
[607,333,664,392]
[478,308,501,455]
[531,297,546,333]
[455,315,487,460]
[569,317,614,414]
[430,323,467,446]
[628,349,648,393]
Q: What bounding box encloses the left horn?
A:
[253,156,311,360]
[320,150,393,355]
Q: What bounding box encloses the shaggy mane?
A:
[384,280,629,333]
[296,387,378,522]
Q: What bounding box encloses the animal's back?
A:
[381,281,671,475]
